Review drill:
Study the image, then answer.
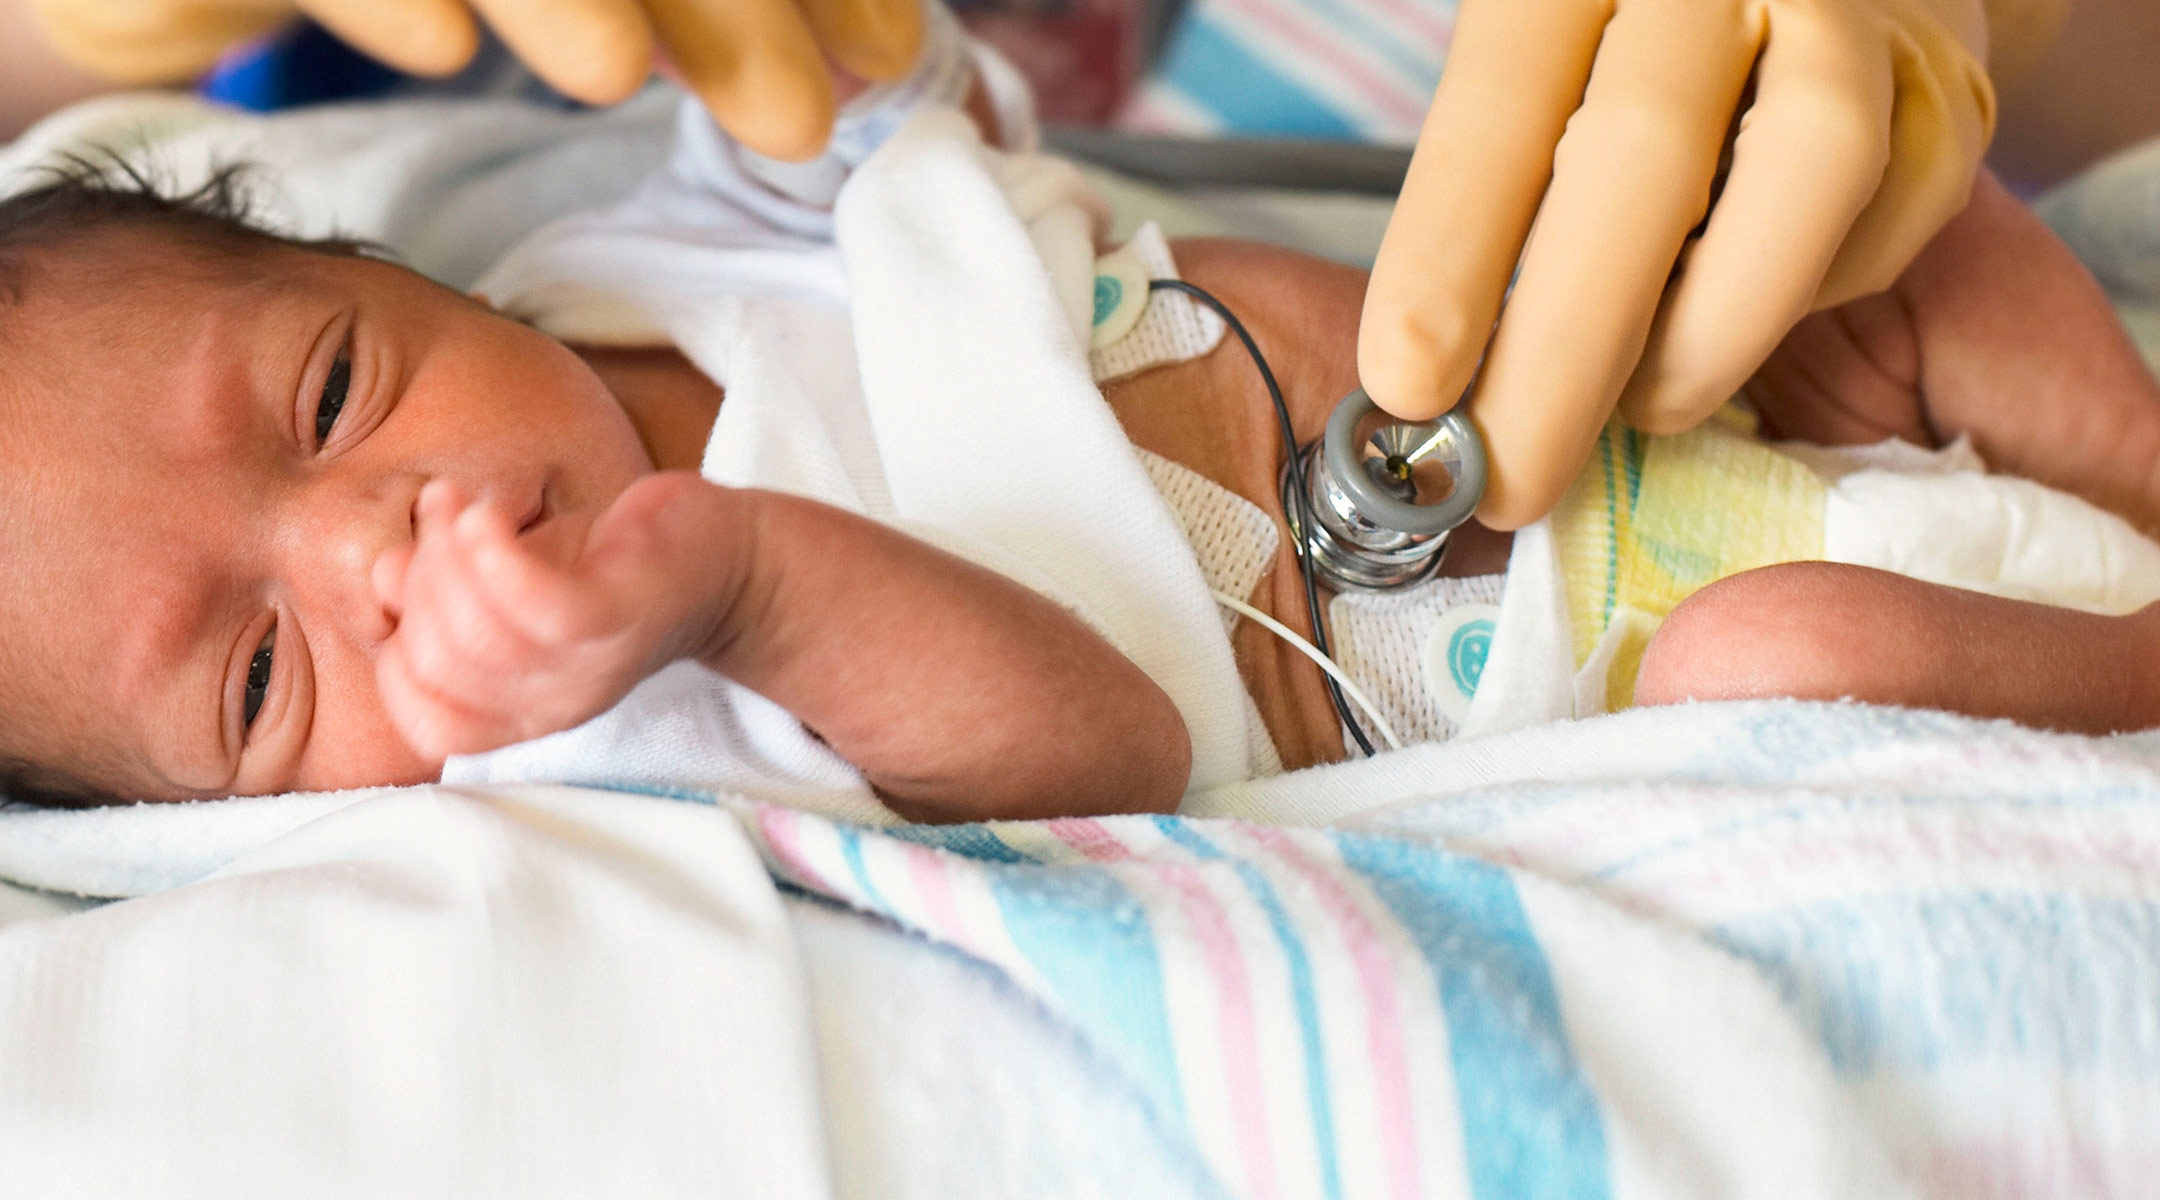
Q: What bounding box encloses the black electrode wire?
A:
[1147,278,1379,757]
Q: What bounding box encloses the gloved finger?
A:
[1464,0,1760,528]
[1358,0,1608,422]
[294,0,480,77]
[468,0,655,105]
[644,0,836,162]
[1814,14,1995,307]
[1617,3,1892,434]
[29,0,294,83]
[800,0,923,83]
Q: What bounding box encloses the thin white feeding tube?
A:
[1210,590,1406,752]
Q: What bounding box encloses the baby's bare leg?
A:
[1636,561,2160,735]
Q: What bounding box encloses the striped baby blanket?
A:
[747,696,2160,1199]
[748,800,1897,1200]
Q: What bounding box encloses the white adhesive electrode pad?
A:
[1325,573,1506,747]
[1423,602,1503,724]
[1089,247,1152,349]
[1087,223,1226,382]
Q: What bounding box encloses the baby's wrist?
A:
[617,474,762,677]
[675,488,893,686]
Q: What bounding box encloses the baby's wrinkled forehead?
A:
[0,228,273,394]
[0,228,361,484]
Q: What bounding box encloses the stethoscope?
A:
[1148,279,1488,754]
[1282,390,1485,593]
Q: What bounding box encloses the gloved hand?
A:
[1358,0,2031,530]
[26,0,923,161]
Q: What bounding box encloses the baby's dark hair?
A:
[0,153,371,810]
[0,150,371,305]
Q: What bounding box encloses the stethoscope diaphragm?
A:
[1282,388,1486,592]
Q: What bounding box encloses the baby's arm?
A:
[1636,561,2160,735]
[375,475,1191,822]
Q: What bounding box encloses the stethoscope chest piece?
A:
[1283,388,1487,592]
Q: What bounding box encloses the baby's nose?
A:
[282,473,428,650]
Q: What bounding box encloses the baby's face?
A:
[0,230,653,801]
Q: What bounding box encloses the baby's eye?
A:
[243,627,276,729]
[315,346,351,447]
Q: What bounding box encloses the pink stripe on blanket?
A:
[1050,819,1283,1200]
[1361,0,1451,58]
[1209,0,1431,125]
[1047,817,1133,863]
[901,840,969,945]
[755,807,833,894]
[1250,826,1424,1200]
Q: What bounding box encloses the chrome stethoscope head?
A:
[1282,388,1487,592]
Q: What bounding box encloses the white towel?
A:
[0,786,832,1200]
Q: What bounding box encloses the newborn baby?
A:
[3,77,2158,820]
[0,167,1201,822]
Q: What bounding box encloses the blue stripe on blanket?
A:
[1159,818,1344,1200]
[986,863,1189,1124]
[1334,834,1611,1200]
[1715,893,2160,1074]
[835,827,892,910]
[1151,14,1362,139]
[1280,0,1450,92]
[885,823,1035,864]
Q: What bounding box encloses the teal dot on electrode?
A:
[1449,619,1494,695]
[1093,275,1122,327]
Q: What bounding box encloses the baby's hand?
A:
[373,474,738,759]
[1750,168,2160,536]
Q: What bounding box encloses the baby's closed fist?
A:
[372,473,743,759]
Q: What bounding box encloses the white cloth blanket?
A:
[12,702,2160,1198]
[0,88,678,291]
[0,785,836,1199]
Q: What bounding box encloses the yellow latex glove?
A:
[1359,0,2022,530]
[26,0,924,160]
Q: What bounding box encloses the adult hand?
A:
[1358,0,2014,529]
[26,0,923,160]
